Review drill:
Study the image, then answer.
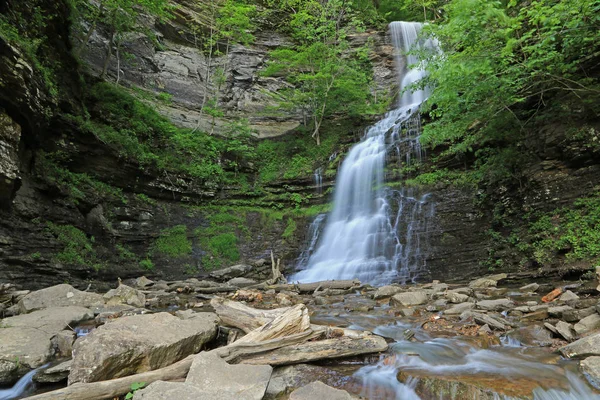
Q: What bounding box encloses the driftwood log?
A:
[210,297,292,333]
[252,279,361,293]
[23,355,195,400]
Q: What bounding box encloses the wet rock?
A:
[52,330,76,357]
[390,291,428,307]
[444,302,475,315]
[18,284,104,313]
[461,311,508,330]
[446,291,469,304]
[134,381,207,399]
[227,277,257,288]
[185,351,272,400]
[548,305,573,318]
[210,264,253,281]
[555,321,576,342]
[544,322,558,335]
[433,299,448,307]
[135,276,155,288]
[373,285,403,299]
[563,307,596,323]
[0,112,21,205]
[289,381,352,400]
[560,332,600,359]
[0,306,93,384]
[574,313,600,335]
[558,290,579,302]
[520,283,540,292]
[103,284,146,308]
[264,363,356,399]
[507,325,553,347]
[476,298,514,311]
[33,359,72,383]
[521,310,549,322]
[69,312,219,383]
[514,306,531,313]
[580,356,600,389]
[469,274,507,289]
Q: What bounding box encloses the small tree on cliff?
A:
[74,0,174,78]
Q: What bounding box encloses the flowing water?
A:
[0,364,48,400]
[290,21,436,285]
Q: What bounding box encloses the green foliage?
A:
[262,1,386,144]
[139,258,154,270]
[195,211,246,270]
[116,244,137,261]
[73,82,225,185]
[420,0,600,185]
[46,223,102,270]
[36,151,127,204]
[282,218,297,240]
[152,225,192,258]
[136,193,157,206]
[125,382,146,400]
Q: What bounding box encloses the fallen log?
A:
[235,304,310,343]
[210,297,291,333]
[23,355,195,400]
[253,279,361,293]
[239,334,388,365]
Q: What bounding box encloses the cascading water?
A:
[290,22,436,285]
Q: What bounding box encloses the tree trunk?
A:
[100,25,115,78]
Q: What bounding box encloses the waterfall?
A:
[314,168,323,194]
[290,22,437,285]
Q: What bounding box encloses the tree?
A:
[74,0,174,78]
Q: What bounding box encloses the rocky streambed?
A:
[1,270,600,399]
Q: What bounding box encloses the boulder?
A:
[103,284,146,307]
[547,305,573,318]
[18,284,104,313]
[446,291,469,304]
[574,313,600,335]
[555,321,576,342]
[390,291,428,307]
[581,356,600,390]
[476,299,514,311]
[521,310,549,322]
[560,332,600,359]
[33,359,72,383]
[69,312,219,384]
[373,285,403,300]
[558,290,580,302]
[469,274,507,289]
[134,276,155,288]
[0,306,93,384]
[133,350,272,399]
[289,381,352,400]
[210,264,253,281]
[564,307,596,322]
[461,311,509,331]
[445,302,475,315]
[520,283,539,292]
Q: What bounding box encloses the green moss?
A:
[208,233,240,261]
[152,225,192,258]
[136,193,157,206]
[46,223,102,270]
[139,258,154,270]
[282,218,297,240]
[116,244,137,261]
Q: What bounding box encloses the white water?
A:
[0,364,48,400]
[356,326,600,400]
[291,22,436,285]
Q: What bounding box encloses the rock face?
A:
[18,284,104,313]
[68,312,219,384]
[289,381,353,400]
[0,111,22,206]
[103,284,146,307]
[0,306,93,384]
[134,351,272,400]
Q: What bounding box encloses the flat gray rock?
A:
[574,313,600,335]
[289,381,352,400]
[476,298,514,311]
[390,291,428,307]
[373,285,403,299]
[444,302,475,315]
[560,332,600,359]
[134,381,205,400]
[18,284,104,313]
[581,356,600,390]
[0,306,93,384]
[69,312,218,384]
